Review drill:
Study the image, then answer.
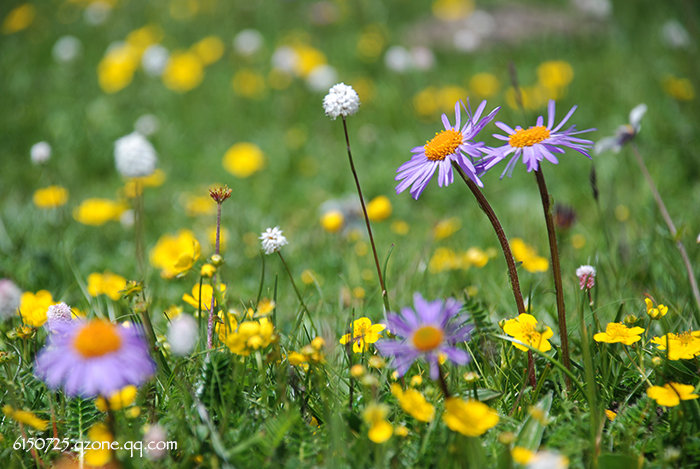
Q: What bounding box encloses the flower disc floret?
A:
[424,130,463,161]
[508,126,551,148]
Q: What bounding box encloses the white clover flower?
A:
[46,302,73,329]
[167,314,198,357]
[114,132,158,178]
[141,44,169,77]
[260,226,288,254]
[233,29,264,56]
[30,141,52,165]
[323,83,360,120]
[0,279,21,320]
[52,36,82,63]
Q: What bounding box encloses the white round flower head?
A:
[384,45,412,72]
[83,0,112,25]
[233,29,264,56]
[259,226,288,255]
[114,132,158,178]
[52,35,82,63]
[141,44,169,77]
[271,46,298,73]
[0,279,21,320]
[30,141,52,165]
[167,314,198,357]
[323,83,360,120]
[120,209,135,228]
[576,265,596,278]
[46,302,73,329]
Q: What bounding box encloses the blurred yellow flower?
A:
[208,226,229,252]
[223,142,265,178]
[511,446,534,465]
[2,405,48,431]
[571,233,586,249]
[432,0,474,21]
[33,185,68,209]
[593,322,644,345]
[220,317,276,356]
[503,313,553,352]
[232,69,266,99]
[651,331,700,360]
[95,385,138,411]
[463,247,490,268]
[87,272,127,301]
[469,72,500,98]
[357,24,386,62]
[604,409,617,421]
[85,423,114,466]
[184,194,216,217]
[162,51,204,92]
[301,269,317,285]
[320,210,344,233]
[537,61,574,95]
[170,0,199,20]
[2,4,35,35]
[391,384,435,422]
[367,195,392,221]
[98,44,139,94]
[126,24,163,54]
[339,317,386,353]
[413,86,439,118]
[391,220,409,235]
[183,283,226,310]
[192,36,224,65]
[18,290,55,327]
[439,86,468,113]
[505,86,547,111]
[200,264,216,278]
[662,75,695,101]
[292,44,326,77]
[511,238,549,273]
[150,229,201,278]
[434,217,461,240]
[429,247,461,273]
[647,382,698,407]
[123,169,166,197]
[73,198,127,226]
[442,397,499,436]
[363,403,392,443]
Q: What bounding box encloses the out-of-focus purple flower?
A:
[479,99,594,178]
[46,302,73,330]
[576,265,596,290]
[396,100,499,199]
[34,319,155,397]
[375,293,473,380]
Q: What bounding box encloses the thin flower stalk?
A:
[452,162,526,316]
[534,167,572,385]
[341,116,390,313]
[630,143,700,321]
[206,185,231,350]
[278,251,316,335]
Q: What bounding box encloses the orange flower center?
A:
[412,325,444,351]
[73,320,122,358]
[508,126,550,148]
[424,129,462,161]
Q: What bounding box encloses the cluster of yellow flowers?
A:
[428,246,493,273]
[217,312,276,356]
[286,337,326,371]
[511,238,549,273]
[502,314,554,353]
[150,229,201,278]
[87,271,127,301]
[18,290,56,327]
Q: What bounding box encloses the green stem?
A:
[278,251,316,335]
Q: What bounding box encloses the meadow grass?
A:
[1,0,699,467]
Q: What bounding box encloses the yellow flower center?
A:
[424,129,462,161]
[677,331,693,345]
[508,126,551,148]
[73,320,122,358]
[606,323,629,337]
[412,325,444,351]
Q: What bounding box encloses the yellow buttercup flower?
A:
[537,61,574,97]
[2,4,35,35]
[191,36,224,65]
[391,384,434,422]
[95,385,138,411]
[503,314,553,352]
[2,405,48,431]
[433,217,461,240]
[339,317,386,353]
[662,75,695,101]
[463,247,490,268]
[511,238,549,273]
[650,331,700,360]
[33,186,68,209]
[183,283,226,310]
[367,195,392,222]
[645,298,668,320]
[219,317,276,356]
[647,382,699,407]
[232,68,267,99]
[87,272,127,301]
[362,402,392,443]
[320,210,344,233]
[432,0,474,21]
[469,73,500,98]
[223,142,265,178]
[511,446,535,465]
[150,229,201,278]
[73,199,127,226]
[98,44,139,94]
[593,323,645,345]
[85,422,114,466]
[162,51,204,92]
[391,220,409,235]
[442,397,499,437]
[18,290,55,327]
[292,44,326,78]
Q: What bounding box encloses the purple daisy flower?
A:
[34,319,155,398]
[375,293,473,380]
[395,100,499,199]
[478,99,594,178]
